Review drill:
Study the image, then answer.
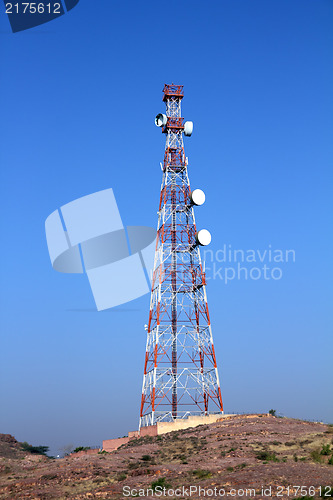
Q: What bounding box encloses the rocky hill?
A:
[0,434,27,460]
[0,415,332,499]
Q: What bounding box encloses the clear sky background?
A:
[0,0,332,457]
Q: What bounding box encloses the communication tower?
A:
[139,84,223,428]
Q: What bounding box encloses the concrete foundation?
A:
[140,425,158,437]
[156,412,235,434]
[102,436,130,452]
[102,413,236,452]
[128,430,140,439]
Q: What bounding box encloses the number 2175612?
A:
[5,3,61,14]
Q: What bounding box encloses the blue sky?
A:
[0,0,332,456]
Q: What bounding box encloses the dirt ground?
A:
[0,415,332,499]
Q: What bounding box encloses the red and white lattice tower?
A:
[139,84,223,428]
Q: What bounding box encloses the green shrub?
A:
[151,477,171,491]
[320,444,331,456]
[116,472,127,481]
[310,449,323,463]
[141,454,151,462]
[191,469,212,479]
[227,466,234,472]
[21,442,49,456]
[256,451,279,462]
[269,409,276,416]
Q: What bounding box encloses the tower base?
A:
[103,413,236,452]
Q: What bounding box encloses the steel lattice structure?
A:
[139,84,223,428]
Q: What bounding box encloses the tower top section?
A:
[162,83,184,101]
[156,83,193,138]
